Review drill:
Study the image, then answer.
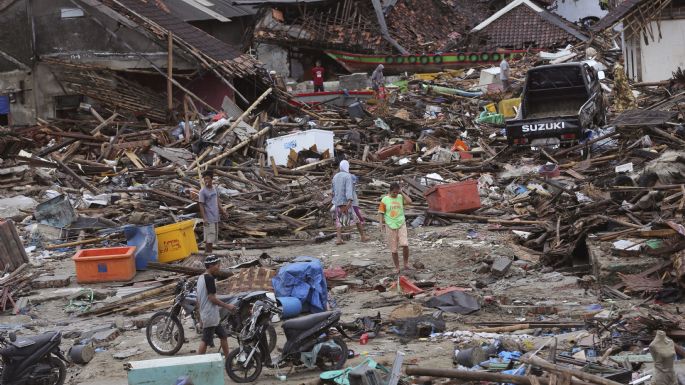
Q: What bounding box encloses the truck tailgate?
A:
[506,116,582,144]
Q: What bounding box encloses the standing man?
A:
[332,160,369,244]
[378,182,412,273]
[500,56,510,91]
[613,56,637,112]
[197,255,236,356]
[199,170,225,253]
[312,60,325,92]
[371,64,385,93]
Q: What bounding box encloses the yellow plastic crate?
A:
[498,97,521,118]
[155,220,199,263]
[485,103,497,113]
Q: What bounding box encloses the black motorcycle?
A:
[0,331,68,385]
[225,298,349,383]
[146,279,277,356]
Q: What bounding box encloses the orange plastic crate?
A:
[424,180,481,213]
[72,246,137,283]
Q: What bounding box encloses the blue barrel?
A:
[123,225,158,270]
[277,297,302,318]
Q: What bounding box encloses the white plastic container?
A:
[266,129,335,166]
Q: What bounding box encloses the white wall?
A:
[639,20,685,82]
[552,0,607,23]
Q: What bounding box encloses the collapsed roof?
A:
[249,0,492,54]
[466,0,588,50]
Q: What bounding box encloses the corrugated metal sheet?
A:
[163,0,257,22]
[107,0,259,76]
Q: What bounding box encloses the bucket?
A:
[277,296,302,318]
[348,102,365,119]
[454,347,487,367]
[69,344,95,365]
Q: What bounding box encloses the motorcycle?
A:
[0,330,68,385]
[225,298,349,383]
[146,279,277,356]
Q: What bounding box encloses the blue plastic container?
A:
[123,225,158,270]
[277,296,303,318]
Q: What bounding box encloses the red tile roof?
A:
[469,2,586,50]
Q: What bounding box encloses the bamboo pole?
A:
[216,88,273,143]
[167,32,173,113]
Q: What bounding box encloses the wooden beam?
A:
[167,32,173,113]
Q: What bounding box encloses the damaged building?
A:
[592,0,685,82]
[0,0,262,126]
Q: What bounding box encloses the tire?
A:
[316,336,348,371]
[46,356,67,385]
[265,325,277,353]
[226,347,263,383]
[146,311,185,356]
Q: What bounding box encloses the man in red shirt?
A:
[312,60,325,92]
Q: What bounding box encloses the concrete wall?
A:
[256,42,289,77]
[551,0,607,23]
[0,70,34,125]
[0,0,199,125]
[637,20,685,82]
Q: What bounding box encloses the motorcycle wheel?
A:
[316,336,348,371]
[46,356,67,385]
[265,324,277,353]
[226,347,263,383]
[146,311,185,355]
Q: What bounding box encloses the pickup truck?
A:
[505,62,606,147]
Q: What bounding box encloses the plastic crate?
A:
[72,246,136,283]
[155,220,198,263]
[424,180,481,213]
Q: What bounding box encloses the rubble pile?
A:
[2,24,685,385]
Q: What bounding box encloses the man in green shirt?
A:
[378,182,413,273]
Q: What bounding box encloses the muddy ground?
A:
[13,222,620,385]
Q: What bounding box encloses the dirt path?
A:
[18,223,603,385]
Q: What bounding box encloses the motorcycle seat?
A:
[282,311,339,332]
[2,332,59,356]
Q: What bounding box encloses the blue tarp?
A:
[272,257,328,313]
[0,96,9,115]
[123,225,158,270]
